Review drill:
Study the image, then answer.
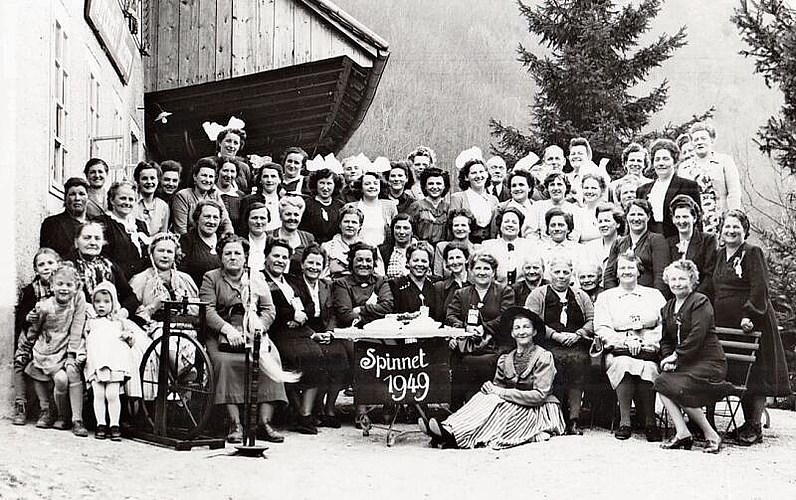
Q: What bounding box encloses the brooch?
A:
[732,250,746,279]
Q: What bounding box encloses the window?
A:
[88,72,100,150]
[51,21,68,189]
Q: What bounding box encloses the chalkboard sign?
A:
[353,339,451,405]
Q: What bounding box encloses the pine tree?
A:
[490,0,704,171]
[732,0,796,385]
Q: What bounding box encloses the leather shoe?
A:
[738,422,763,446]
[614,425,632,440]
[703,437,722,454]
[262,423,285,443]
[292,415,318,435]
[317,414,341,429]
[660,435,693,450]
[566,418,583,436]
[227,423,243,443]
[645,426,663,442]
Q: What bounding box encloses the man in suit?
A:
[486,156,511,202]
[40,177,91,257]
[636,139,701,239]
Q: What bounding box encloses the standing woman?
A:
[407,167,450,246]
[537,208,583,283]
[480,207,535,286]
[525,255,594,435]
[171,157,234,236]
[433,209,478,278]
[528,172,582,242]
[300,168,344,244]
[280,147,310,196]
[99,181,150,279]
[449,159,499,244]
[243,202,269,273]
[582,203,624,286]
[238,162,283,235]
[215,157,246,231]
[604,199,671,297]
[667,194,717,293]
[199,235,288,443]
[156,160,182,206]
[178,200,223,287]
[654,259,730,453]
[344,171,397,248]
[578,174,608,243]
[133,161,170,236]
[386,160,416,214]
[84,158,110,219]
[710,210,791,445]
[261,239,326,435]
[636,139,701,239]
[492,169,536,238]
[215,128,251,192]
[445,252,515,407]
[267,196,316,275]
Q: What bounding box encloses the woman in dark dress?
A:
[432,242,470,322]
[666,194,717,294]
[525,254,594,435]
[389,242,438,316]
[407,167,450,247]
[710,210,791,445]
[98,181,150,279]
[445,251,515,407]
[655,259,730,453]
[604,199,671,297]
[178,200,223,287]
[261,238,326,435]
[299,168,345,244]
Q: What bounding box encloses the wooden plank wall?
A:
[146,0,374,92]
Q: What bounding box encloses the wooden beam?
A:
[196,0,217,84]
[178,0,200,86]
[156,0,180,90]
[215,0,232,80]
[293,2,312,65]
[254,0,275,72]
[231,0,255,76]
[273,0,294,69]
[317,57,352,144]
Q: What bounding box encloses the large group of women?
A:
[14,122,791,452]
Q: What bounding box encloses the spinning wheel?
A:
[132,299,224,450]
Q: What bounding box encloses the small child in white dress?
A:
[85,281,134,441]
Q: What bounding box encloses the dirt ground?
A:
[2,407,796,500]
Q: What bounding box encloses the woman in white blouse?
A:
[528,172,582,242]
[480,207,536,286]
[343,171,398,247]
[594,250,666,442]
[578,173,608,243]
[537,207,583,284]
[582,203,624,285]
[449,159,499,243]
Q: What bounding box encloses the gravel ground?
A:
[2,408,796,500]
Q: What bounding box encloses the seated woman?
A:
[654,259,731,453]
[407,167,450,247]
[511,253,546,307]
[577,260,604,305]
[129,233,200,401]
[299,168,345,244]
[199,235,289,444]
[433,209,479,278]
[445,251,515,407]
[321,205,385,279]
[422,307,565,449]
[267,196,316,275]
[389,241,438,316]
[291,244,349,428]
[449,159,499,243]
[432,242,471,322]
[525,255,594,435]
[604,199,671,298]
[178,200,223,287]
[379,213,418,280]
[480,206,535,285]
[98,180,150,279]
[666,194,717,294]
[594,250,666,441]
[261,238,327,435]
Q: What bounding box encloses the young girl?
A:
[13,248,60,425]
[19,262,88,436]
[84,281,135,441]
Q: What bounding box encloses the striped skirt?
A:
[443,392,565,449]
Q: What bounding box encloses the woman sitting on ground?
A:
[654,259,730,454]
[422,307,565,449]
[525,254,594,435]
[594,250,666,442]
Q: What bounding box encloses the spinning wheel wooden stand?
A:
[231,332,269,458]
[130,299,225,451]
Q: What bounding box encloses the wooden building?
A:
[143,0,390,164]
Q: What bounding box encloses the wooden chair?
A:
[707,327,763,438]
